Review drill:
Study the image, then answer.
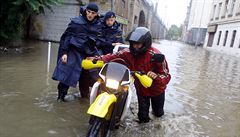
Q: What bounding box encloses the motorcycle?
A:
[82,53,165,137]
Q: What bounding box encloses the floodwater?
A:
[0,40,240,137]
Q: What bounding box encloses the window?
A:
[212,5,217,20]
[134,16,138,24]
[224,0,229,17]
[121,0,125,8]
[217,31,222,45]
[229,0,236,15]
[223,31,228,46]
[236,2,240,15]
[239,38,240,48]
[230,30,236,47]
[216,3,222,19]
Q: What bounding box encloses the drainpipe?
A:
[111,0,115,11]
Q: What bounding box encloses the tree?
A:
[166,25,182,40]
[0,0,63,44]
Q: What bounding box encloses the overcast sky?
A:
[151,0,191,28]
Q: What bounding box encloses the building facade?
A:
[30,0,165,42]
[89,0,129,36]
[204,0,240,57]
[182,0,213,45]
[30,0,85,42]
[150,2,167,40]
[181,2,191,42]
[127,0,166,40]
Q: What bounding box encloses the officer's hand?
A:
[61,54,68,64]
[147,71,158,79]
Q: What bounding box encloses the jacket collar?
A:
[71,15,100,25]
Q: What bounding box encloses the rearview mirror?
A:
[151,54,165,63]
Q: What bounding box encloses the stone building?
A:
[88,0,129,36]
[150,2,166,40]
[181,1,191,42]
[30,0,165,42]
[182,0,213,45]
[128,0,152,30]
[204,0,240,57]
[30,0,86,42]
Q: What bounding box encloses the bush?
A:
[0,0,63,42]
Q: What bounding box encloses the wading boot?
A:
[57,90,68,102]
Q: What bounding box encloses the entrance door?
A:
[207,33,214,47]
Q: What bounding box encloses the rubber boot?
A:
[57,90,68,102]
[138,117,150,123]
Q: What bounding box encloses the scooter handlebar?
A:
[81,59,104,69]
[132,71,153,88]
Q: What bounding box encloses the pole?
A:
[195,0,206,47]
[47,42,51,73]
[46,42,51,85]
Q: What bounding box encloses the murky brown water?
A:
[0,40,240,137]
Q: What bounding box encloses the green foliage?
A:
[0,0,63,41]
[166,25,182,40]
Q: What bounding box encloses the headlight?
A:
[106,79,119,89]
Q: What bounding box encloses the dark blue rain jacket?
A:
[52,15,104,87]
[101,21,123,54]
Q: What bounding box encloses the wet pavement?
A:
[0,40,240,137]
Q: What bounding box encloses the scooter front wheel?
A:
[86,117,110,137]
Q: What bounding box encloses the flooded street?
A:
[0,40,240,137]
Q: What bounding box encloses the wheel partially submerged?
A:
[87,117,110,137]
